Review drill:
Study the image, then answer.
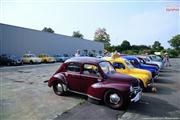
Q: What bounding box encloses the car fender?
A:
[87,82,130,100]
[48,73,67,87]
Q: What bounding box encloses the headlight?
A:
[130,86,133,92]
[92,83,103,88]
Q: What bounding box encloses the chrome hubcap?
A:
[109,93,120,104]
[56,83,63,92]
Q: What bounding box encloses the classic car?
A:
[149,55,163,62]
[137,55,163,69]
[103,56,153,89]
[22,54,42,64]
[136,56,159,69]
[48,57,142,109]
[53,54,70,62]
[0,54,22,66]
[38,54,56,63]
[122,56,159,79]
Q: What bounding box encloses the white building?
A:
[0,23,104,57]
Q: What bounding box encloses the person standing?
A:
[163,53,171,67]
[75,49,81,57]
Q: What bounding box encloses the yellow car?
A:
[38,54,56,63]
[22,54,42,64]
[103,56,153,89]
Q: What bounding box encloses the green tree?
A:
[72,31,84,39]
[167,48,179,58]
[94,28,111,49]
[168,34,180,50]
[42,27,54,33]
[120,40,131,50]
[152,41,164,51]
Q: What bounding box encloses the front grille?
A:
[130,86,141,99]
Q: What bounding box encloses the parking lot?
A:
[0,58,180,120]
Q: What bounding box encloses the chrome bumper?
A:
[154,73,159,79]
[131,90,142,102]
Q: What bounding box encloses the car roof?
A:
[122,56,138,60]
[24,54,35,55]
[65,57,106,64]
[102,57,125,63]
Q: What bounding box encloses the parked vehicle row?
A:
[0,54,22,66]
[0,53,72,66]
[47,53,164,110]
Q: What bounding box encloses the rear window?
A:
[66,62,81,73]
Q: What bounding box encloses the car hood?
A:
[129,73,150,83]
[31,57,41,60]
[150,61,163,68]
[140,64,158,72]
[106,72,138,85]
[131,68,152,78]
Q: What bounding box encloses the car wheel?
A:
[104,89,124,109]
[7,62,11,66]
[30,61,33,64]
[53,82,66,96]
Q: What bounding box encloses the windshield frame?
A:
[99,61,116,75]
[124,60,134,69]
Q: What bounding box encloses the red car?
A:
[48,57,142,109]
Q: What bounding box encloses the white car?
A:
[22,54,42,64]
[149,55,163,62]
[138,55,163,69]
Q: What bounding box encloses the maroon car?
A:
[48,57,142,109]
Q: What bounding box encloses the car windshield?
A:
[125,60,134,69]
[29,54,36,57]
[142,57,150,62]
[99,61,116,74]
[10,55,17,59]
[150,55,162,61]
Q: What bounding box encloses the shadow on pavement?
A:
[155,85,176,95]
[155,78,175,84]
[127,96,180,117]
[54,101,123,120]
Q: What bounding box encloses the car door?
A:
[81,64,100,94]
[65,62,82,92]
[22,55,29,63]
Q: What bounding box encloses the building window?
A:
[99,51,102,55]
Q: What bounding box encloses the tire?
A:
[30,61,33,64]
[104,89,124,109]
[7,62,11,66]
[53,82,66,96]
[44,60,48,63]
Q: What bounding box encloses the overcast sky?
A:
[1,0,179,48]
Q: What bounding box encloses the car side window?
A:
[119,63,125,69]
[113,62,125,69]
[83,64,100,77]
[113,62,119,69]
[66,62,81,73]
